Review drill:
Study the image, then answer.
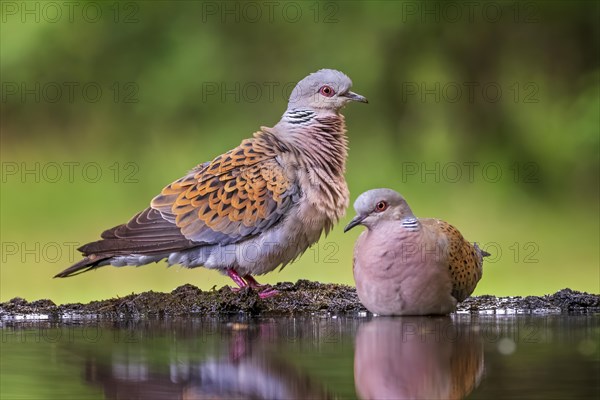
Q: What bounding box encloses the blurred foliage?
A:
[1,1,598,302]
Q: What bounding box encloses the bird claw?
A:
[258,288,279,299]
[243,274,269,290]
[229,285,279,298]
[227,270,279,298]
[247,277,280,298]
[249,283,271,290]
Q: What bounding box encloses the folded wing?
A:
[56,132,298,277]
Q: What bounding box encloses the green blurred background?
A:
[1,1,598,303]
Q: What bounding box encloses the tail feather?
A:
[474,242,491,258]
[55,207,200,278]
[54,256,110,278]
[79,238,194,256]
[56,236,197,278]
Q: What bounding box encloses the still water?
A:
[1,314,598,399]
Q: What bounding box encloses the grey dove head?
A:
[287,69,367,112]
[344,188,415,232]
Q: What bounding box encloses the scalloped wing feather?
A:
[151,134,298,245]
[423,219,484,302]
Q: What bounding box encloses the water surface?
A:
[1,314,598,399]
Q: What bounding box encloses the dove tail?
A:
[54,256,110,278]
[474,243,491,258]
[54,207,201,278]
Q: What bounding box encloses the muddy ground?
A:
[1,280,598,319]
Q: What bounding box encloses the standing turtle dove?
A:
[345,188,488,315]
[55,69,367,298]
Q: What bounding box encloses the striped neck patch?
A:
[401,217,420,231]
[283,109,316,125]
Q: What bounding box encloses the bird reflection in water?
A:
[79,322,334,399]
[354,317,484,400]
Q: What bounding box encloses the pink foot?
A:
[245,274,279,298]
[258,288,280,299]
[227,270,279,298]
[243,274,270,290]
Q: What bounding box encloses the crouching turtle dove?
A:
[345,188,488,315]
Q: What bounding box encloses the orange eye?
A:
[375,201,388,212]
[319,85,335,97]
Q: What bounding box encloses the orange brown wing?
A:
[151,134,299,244]
[426,220,484,302]
[444,221,483,302]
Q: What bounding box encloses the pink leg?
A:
[243,274,268,289]
[227,270,279,298]
[244,274,279,298]
[227,268,248,290]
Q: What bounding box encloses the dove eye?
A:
[319,85,335,97]
[375,201,388,212]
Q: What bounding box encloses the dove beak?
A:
[344,214,366,233]
[344,91,368,103]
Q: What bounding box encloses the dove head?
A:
[344,189,415,232]
[286,69,368,112]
